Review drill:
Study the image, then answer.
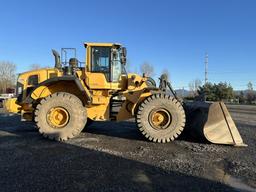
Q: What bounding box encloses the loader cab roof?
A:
[84,42,121,48]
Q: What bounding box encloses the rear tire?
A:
[136,93,185,143]
[35,92,87,141]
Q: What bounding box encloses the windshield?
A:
[91,47,111,81]
[112,48,126,82]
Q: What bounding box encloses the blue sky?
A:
[0,0,255,90]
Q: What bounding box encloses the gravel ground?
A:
[0,104,255,192]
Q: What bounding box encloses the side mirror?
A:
[121,47,127,65]
[121,47,127,57]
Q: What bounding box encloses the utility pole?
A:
[204,53,208,85]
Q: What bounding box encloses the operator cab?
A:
[85,43,127,83]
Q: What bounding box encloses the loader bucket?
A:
[185,101,247,147]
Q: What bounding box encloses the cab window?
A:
[91,47,111,81]
[112,49,122,82]
[28,75,39,86]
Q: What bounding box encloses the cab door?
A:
[85,46,125,90]
[110,47,126,90]
[86,46,112,89]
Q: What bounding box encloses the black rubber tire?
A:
[146,77,156,87]
[34,92,87,141]
[136,93,185,143]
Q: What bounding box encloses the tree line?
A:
[0,61,16,93]
[186,79,256,104]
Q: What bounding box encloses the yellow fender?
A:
[3,98,21,113]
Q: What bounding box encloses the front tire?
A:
[136,93,185,143]
[35,92,87,141]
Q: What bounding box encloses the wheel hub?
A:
[47,107,69,128]
[149,108,172,130]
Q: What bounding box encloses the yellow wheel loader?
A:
[5,42,246,146]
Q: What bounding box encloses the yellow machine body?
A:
[3,98,20,113]
[18,43,152,122]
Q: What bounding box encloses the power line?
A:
[205,53,208,85]
[208,71,256,75]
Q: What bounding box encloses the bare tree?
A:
[125,59,135,74]
[247,81,253,91]
[246,81,255,104]
[188,79,202,96]
[0,61,16,93]
[29,63,41,70]
[161,68,170,81]
[140,62,154,77]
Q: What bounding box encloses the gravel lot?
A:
[0,105,255,192]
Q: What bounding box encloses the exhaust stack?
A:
[52,49,61,69]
